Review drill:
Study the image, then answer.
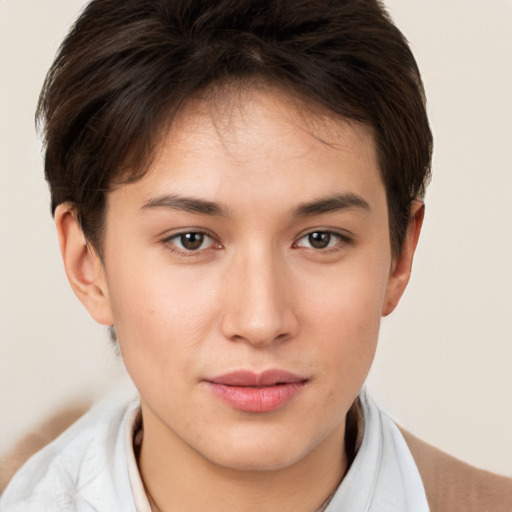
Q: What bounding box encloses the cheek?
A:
[297,258,389,382]
[106,259,222,383]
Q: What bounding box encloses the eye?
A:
[295,231,347,250]
[165,232,217,253]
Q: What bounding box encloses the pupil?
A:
[309,232,330,249]
[181,233,204,250]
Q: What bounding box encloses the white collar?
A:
[0,390,428,512]
[125,406,152,512]
[125,391,429,512]
[325,391,429,511]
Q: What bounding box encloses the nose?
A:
[220,248,299,347]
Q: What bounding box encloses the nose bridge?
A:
[221,242,296,346]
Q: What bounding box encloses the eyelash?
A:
[293,230,353,252]
[162,229,353,256]
[163,231,220,257]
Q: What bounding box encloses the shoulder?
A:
[0,394,140,512]
[399,427,512,512]
[0,403,89,494]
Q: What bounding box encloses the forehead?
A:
[109,85,385,219]
[169,83,375,154]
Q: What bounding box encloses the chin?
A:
[207,445,307,473]
[197,425,327,473]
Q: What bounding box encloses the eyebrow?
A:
[141,194,227,216]
[293,193,371,216]
[141,192,370,218]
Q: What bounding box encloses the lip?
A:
[205,370,308,413]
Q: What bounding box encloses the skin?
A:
[55,86,423,512]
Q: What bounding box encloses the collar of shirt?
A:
[0,390,429,512]
[125,390,429,512]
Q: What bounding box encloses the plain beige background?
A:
[0,0,511,476]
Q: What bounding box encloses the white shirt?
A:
[0,390,429,511]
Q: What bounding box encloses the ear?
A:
[54,204,114,325]
[382,201,425,316]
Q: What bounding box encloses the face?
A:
[64,87,415,473]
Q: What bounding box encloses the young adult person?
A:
[1,0,510,510]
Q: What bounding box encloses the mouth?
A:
[205,370,308,413]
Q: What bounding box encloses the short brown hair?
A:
[37,0,432,256]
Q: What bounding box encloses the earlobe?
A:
[54,204,114,325]
[382,201,425,316]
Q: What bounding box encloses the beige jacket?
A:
[1,405,511,511]
[399,427,512,512]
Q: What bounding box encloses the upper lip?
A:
[206,369,307,387]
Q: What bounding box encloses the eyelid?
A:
[162,229,222,256]
[293,228,354,250]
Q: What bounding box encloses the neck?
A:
[138,405,352,512]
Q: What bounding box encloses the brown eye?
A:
[295,230,349,251]
[167,232,216,253]
[308,232,332,249]
[180,233,205,250]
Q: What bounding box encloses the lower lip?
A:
[206,382,307,413]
